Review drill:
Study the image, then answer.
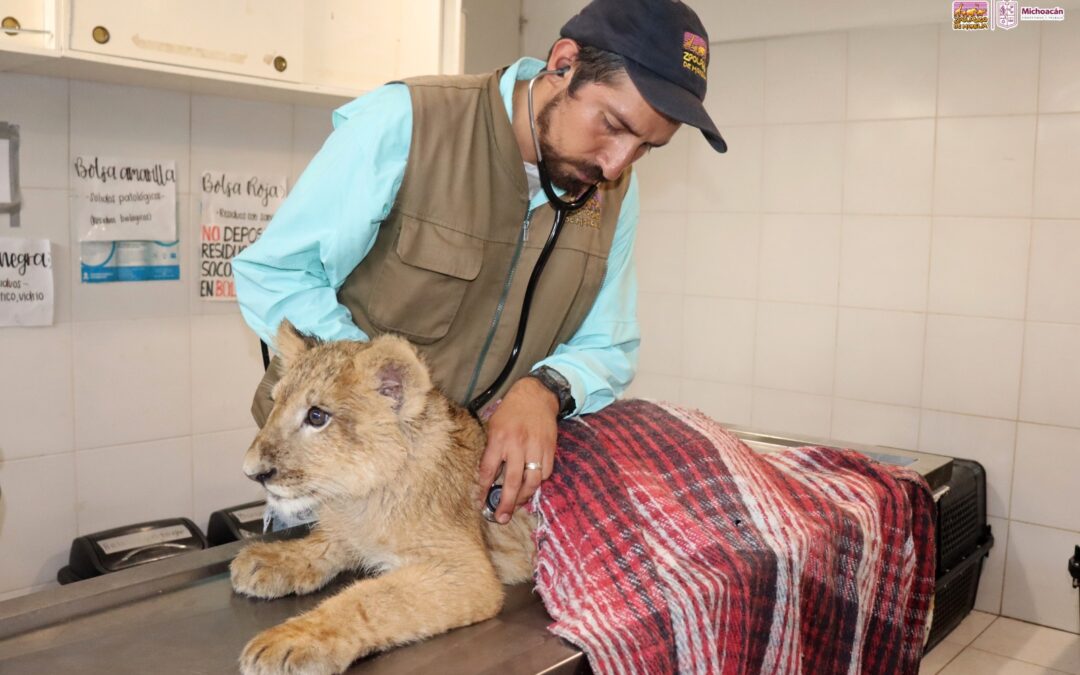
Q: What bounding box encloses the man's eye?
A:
[305,407,330,428]
[602,115,618,132]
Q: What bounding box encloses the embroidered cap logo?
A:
[682,31,707,81]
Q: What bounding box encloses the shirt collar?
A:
[500,57,567,208]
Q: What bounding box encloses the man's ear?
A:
[274,319,320,370]
[365,335,432,420]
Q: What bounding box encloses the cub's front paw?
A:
[240,617,352,675]
[230,542,327,599]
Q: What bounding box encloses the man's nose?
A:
[599,141,639,181]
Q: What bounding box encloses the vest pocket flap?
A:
[396,218,483,280]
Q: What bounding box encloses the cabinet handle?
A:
[273,56,287,72]
[92,25,110,44]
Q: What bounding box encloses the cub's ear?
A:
[364,335,432,420]
[274,319,320,370]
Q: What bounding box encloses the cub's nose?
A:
[247,467,277,485]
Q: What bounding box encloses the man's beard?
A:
[536,91,605,197]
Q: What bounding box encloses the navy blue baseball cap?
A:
[560,0,727,153]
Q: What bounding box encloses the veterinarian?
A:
[233,0,725,526]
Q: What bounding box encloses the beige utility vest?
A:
[251,69,632,426]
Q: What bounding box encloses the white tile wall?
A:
[764,33,846,125]
[1039,21,1080,113]
[1033,114,1080,219]
[1019,322,1080,428]
[1003,522,1080,634]
[937,25,1040,117]
[830,399,920,449]
[839,215,931,312]
[192,427,263,532]
[928,217,1030,320]
[0,454,77,594]
[69,81,192,194]
[1011,423,1080,534]
[922,315,1024,419]
[705,40,765,126]
[1026,220,1080,324]
[758,214,841,304]
[762,124,845,214]
[687,127,762,213]
[618,21,1080,637]
[0,74,335,597]
[684,214,760,299]
[190,314,266,435]
[682,297,756,384]
[843,119,935,215]
[75,436,193,535]
[0,74,68,190]
[72,317,193,449]
[933,116,1037,218]
[834,308,925,406]
[637,212,687,294]
[679,379,753,427]
[846,25,938,120]
[754,302,836,395]
[919,411,1016,519]
[0,324,74,461]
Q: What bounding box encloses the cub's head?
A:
[242,321,433,520]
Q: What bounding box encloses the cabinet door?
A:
[69,0,304,82]
[0,0,59,53]
[302,0,461,91]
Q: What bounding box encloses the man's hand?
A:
[476,377,560,524]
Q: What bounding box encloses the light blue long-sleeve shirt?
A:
[233,58,641,415]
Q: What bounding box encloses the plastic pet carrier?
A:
[924,459,994,653]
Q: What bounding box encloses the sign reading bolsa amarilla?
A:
[73,156,178,242]
[198,171,286,302]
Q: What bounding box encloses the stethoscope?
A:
[470,66,598,522]
[465,66,598,417]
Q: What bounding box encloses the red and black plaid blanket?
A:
[533,399,936,675]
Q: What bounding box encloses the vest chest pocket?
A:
[366,217,484,343]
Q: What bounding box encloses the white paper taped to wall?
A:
[0,138,11,204]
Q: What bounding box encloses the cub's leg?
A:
[231,528,352,599]
[239,556,504,675]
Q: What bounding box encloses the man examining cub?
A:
[234,0,726,525]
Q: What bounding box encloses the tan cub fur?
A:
[231,321,535,675]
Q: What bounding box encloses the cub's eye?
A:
[305,406,330,428]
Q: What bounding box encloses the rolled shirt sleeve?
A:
[232,84,412,348]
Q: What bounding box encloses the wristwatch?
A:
[528,366,576,419]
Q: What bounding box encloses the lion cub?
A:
[231,321,536,675]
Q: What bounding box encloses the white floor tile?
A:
[973,618,1080,674]
[939,648,1063,674]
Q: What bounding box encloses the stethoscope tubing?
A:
[466,68,598,415]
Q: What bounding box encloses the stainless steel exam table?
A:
[0,430,950,674]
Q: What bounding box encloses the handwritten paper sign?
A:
[0,237,53,326]
[73,156,178,242]
[199,171,285,301]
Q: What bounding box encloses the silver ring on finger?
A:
[524,461,542,471]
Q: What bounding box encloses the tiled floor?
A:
[920,612,1080,674]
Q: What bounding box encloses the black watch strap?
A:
[528,366,576,419]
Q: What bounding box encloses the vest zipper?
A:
[463,207,534,404]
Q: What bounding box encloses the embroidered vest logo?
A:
[567,192,602,230]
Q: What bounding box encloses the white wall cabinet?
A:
[0,0,463,105]
[68,0,305,83]
[0,0,60,54]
